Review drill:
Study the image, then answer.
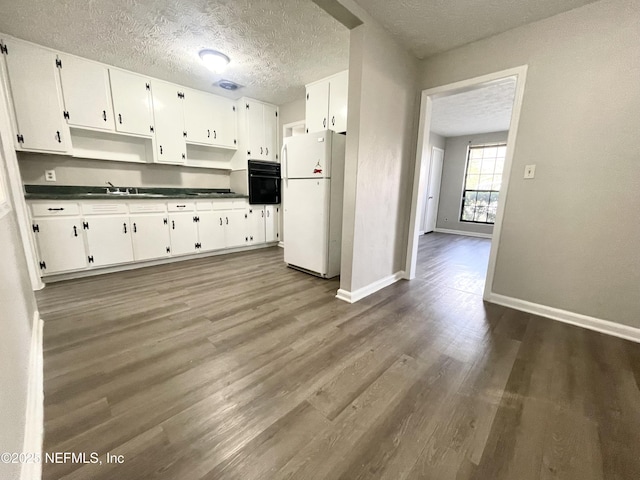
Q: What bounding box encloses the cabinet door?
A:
[169,212,199,255]
[248,206,266,244]
[151,81,186,164]
[109,69,154,137]
[305,81,329,134]
[130,214,171,261]
[198,211,225,252]
[245,100,265,159]
[329,71,348,133]
[275,205,281,242]
[84,215,134,267]
[2,39,69,152]
[224,210,248,248]
[263,104,278,162]
[183,89,213,146]
[58,55,114,131]
[211,95,237,149]
[265,205,276,243]
[32,217,86,274]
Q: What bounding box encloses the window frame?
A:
[459,142,507,225]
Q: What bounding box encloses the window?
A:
[460,143,506,224]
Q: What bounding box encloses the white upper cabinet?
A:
[151,80,186,165]
[236,98,278,165]
[305,70,348,134]
[183,88,213,146]
[210,95,237,149]
[263,104,277,162]
[57,54,114,131]
[109,69,154,137]
[328,70,348,133]
[1,39,69,152]
[305,81,329,134]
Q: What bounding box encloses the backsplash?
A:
[17,152,231,189]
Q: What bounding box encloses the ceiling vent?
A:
[215,79,242,91]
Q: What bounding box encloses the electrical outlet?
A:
[45,170,56,182]
[524,164,536,179]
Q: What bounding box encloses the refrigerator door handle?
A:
[281,144,288,184]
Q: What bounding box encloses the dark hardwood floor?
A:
[37,233,640,479]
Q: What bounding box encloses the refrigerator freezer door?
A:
[283,178,330,275]
[283,130,331,179]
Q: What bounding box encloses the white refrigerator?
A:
[281,130,346,278]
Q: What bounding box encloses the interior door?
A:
[109,69,154,136]
[283,178,329,274]
[424,147,445,233]
[58,54,114,131]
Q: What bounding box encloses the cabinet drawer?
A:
[233,199,248,210]
[196,201,213,211]
[212,199,234,211]
[81,203,128,215]
[168,202,195,212]
[31,202,80,217]
[128,202,166,213]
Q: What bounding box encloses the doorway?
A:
[405,66,528,300]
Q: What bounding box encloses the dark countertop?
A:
[24,185,248,201]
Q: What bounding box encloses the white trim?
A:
[336,271,404,304]
[433,228,492,239]
[20,311,43,480]
[405,66,529,307]
[486,293,640,344]
[278,241,284,248]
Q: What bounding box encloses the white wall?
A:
[435,131,508,235]
[339,11,420,292]
[0,142,38,480]
[278,97,306,150]
[420,0,640,327]
[18,152,231,189]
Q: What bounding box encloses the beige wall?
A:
[436,131,508,235]
[340,16,420,292]
[0,152,38,480]
[278,97,306,149]
[18,152,231,189]
[420,0,640,327]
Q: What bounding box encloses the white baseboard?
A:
[486,293,640,344]
[434,228,493,239]
[21,311,43,480]
[336,271,405,304]
[278,241,284,248]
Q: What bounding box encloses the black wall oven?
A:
[248,160,281,205]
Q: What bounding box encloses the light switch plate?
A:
[524,164,536,179]
[45,169,56,182]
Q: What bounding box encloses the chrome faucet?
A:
[105,181,120,194]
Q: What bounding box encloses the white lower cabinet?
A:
[169,212,199,256]
[130,213,171,261]
[198,211,226,252]
[224,210,248,248]
[265,205,280,243]
[83,215,134,267]
[32,217,87,274]
[248,206,266,245]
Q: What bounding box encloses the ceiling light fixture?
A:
[199,49,230,73]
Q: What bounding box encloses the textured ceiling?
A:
[431,78,516,137]
[354,0,600,58]
[0,0,350,105]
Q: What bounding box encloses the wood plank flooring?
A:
[37,233,640,479]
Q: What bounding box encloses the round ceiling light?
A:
[199,49,230,73]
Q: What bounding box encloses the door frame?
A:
[420,146,445,234]
[404,65,528,301]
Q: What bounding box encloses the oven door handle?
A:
[249,174,280,179]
